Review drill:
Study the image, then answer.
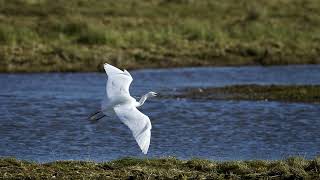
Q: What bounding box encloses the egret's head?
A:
[148,91,157,97]
[137,91,157,107]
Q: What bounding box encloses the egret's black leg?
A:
[89,111,106,121]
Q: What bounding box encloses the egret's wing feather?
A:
[104,63,124,75]
[106,74,132,98]
[114,104,152,154]
[104,63,133,99]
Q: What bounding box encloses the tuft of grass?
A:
[0,0,320,72]
[0,24,39,45]
[0,157,320,179]
[175,85,320,103]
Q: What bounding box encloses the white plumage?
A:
[99,63,156,154]
[114,104,151,154]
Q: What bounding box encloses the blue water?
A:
[0,65,319,162]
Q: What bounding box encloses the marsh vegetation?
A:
[176,85,320,103]
[1,157,320,179]
[0,0,319,72]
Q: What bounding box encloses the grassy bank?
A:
[0,0,320,72]
[176,85,320,103]
[1,157,320,179]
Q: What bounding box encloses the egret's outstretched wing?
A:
[114,104,152,154]
[104,63,133,99]
[104,63,125,76]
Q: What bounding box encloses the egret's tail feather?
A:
[89,111,106,121]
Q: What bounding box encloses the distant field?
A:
[0,0,319,72]
[1,157,320,179]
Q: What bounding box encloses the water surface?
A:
[0,65,319,162]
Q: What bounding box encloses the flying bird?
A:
[90,63,157,154]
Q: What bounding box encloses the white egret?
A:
[90,63,157,154]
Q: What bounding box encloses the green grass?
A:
[178,85,320,103]
[0,0,320,72]
[0,157,319,179]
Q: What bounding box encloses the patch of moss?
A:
[0,157,319,179]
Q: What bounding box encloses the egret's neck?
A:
[137,93,150,107]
